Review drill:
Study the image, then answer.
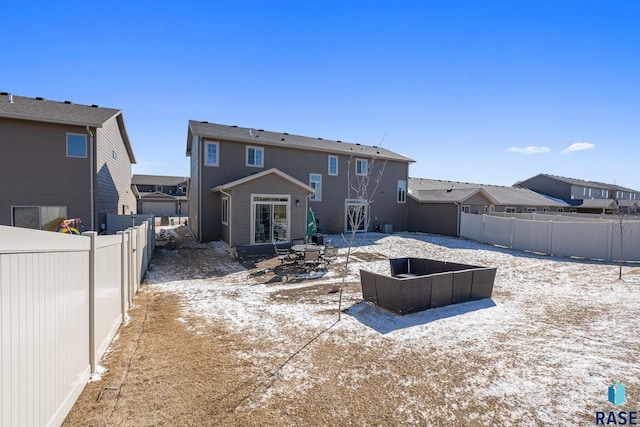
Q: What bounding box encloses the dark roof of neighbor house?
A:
[0,92,121,127]
[0,92,136,163]
[516,173,638,194]
[132,174,189,186]
[138,191,187,201]
[409,188,498,205]
[408,178,569,207]
[577,199,618,209]
[187,121,415,163]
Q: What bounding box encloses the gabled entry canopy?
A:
[211,168,315,194]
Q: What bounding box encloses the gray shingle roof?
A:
[132,174,189,186]
[409,188,491,203]
[188,121,414,163]
[409,177,569,207]
[517,173,639,194]
[0,93,121,127]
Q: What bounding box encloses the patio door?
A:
[345,199,368,232]
[252,195,290,244]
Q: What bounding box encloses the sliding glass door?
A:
[252,195,289,244]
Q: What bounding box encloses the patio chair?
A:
[303,248,321,270]
[273,243,295,265]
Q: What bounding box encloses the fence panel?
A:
[461,214,640,262]
[460,212,483,242]
[551,222,612,260]
[512,219,551,254]
[611,221,640,261]
[1,227,90,427]
[90,233,124,371]
[483,215,513,248]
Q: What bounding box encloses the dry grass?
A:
[63,229,640,426]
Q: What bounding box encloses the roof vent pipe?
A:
[8,94,13,103]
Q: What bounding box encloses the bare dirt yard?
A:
[63,226,640,426]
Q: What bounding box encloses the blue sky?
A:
[2,1,639,189]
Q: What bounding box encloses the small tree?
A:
[335,153,387,317]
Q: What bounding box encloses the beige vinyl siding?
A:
[197,138,410,239]
[95,115,137,230]
[224,174,310,246]
[188,135,200,240]
[0,119,92,227]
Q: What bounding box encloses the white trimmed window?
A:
[309,174,322,201]
[205,141,219,166]
[505,207,517,213]
[246,146,264,167]
[355,158,367,175]
[526,207,536,212]
[221,197,229,225]
[462,205,470,213]
[66,133,87,158]
[328,155,338,176]
[397,180,406,203]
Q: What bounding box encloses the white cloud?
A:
[562,142,595,153]
[506,146,551,155]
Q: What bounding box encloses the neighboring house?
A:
[131,174,189,217]
[186,121,414,250]
[0,92,137,232]
[516,173,639,214]
[407,178,569,236]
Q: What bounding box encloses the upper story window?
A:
[205,141,219,166]
[355,158,367,175]
[397,180,406,203]
[462,205,470,213]
[155,185,163,192]
[247,146,264,167]
[309,174,322,201]
[328,155,338,176]
[66,133,87,158]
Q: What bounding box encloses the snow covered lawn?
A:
[69,230,640,425]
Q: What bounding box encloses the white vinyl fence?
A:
[460,213,640,262]
[1,219,154,427]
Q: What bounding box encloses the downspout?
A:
[220,189,232,248]
[86,126,95,231]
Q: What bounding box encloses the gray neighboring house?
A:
[186,121,414,251]
[131,174,189,217]
[516,173,639,214]
[407,178,569,236]
[0,92,137,232]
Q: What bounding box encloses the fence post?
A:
[117,231,127,323]
[126,228,134,302]
[547,220,553,256]
[607,221,614,262]
[510,217,515,249]
[83,231,98,374]
[481,214,486,244]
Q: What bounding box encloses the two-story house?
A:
[516,174,639,214]
[131,174,189,217]
[0,93,137,232]
[186,121,414,251]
